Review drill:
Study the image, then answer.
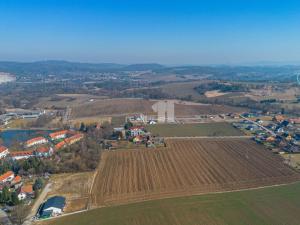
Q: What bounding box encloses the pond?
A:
[0,129,54,148]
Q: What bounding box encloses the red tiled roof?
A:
[49,130,68,139]
[26,137,47,145]
[10,150,34,157]
[275,115,284,121]
[0,145,8,153]
[55,141,66,150]
[21,185,33,194]
[36,146,49,153]
[13,175,21,183]
[290,118,300,124]
[129,126,144,130]
[65,134,84,144]
[0,171,14,182]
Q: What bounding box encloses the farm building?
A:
[0,171,14,184]
[10,150,34,160]
[49,130,68,140]
[0,145,9,159]
[26,137,48,148]
[39,196,66,218]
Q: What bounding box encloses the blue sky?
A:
[0,0,300,64]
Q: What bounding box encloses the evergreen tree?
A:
[33,178,44,191]
[11,192,19,205]
[0,186,11,203]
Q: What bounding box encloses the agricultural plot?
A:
[42,181,300,225]
[174,103,245,117]
[90,139,300,207]
[71,98,155,118]
[146,122,243,137]
[47,172,94,213]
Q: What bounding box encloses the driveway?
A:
[23,183,52,225]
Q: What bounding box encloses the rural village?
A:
[0,96,300,224]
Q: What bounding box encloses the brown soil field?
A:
[71,98,155,118]
[161,81,206,100]
[35,94,107,108]
[90,139,300,207]
[71,98,244,118]
[175,103,245,117]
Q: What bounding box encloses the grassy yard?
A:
[282,154,300,170]
[146,122,243,137]
[42,181,300,225]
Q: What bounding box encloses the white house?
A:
[25,137,48,148]
[49,130,68,140]
[0,145,9,159]
[10,150,34,161]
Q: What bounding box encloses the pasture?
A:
[43,181,300,225]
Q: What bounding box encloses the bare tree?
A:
[9,205,28,225]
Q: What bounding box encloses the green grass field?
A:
[146,122,242,137]
[43,182,300,225]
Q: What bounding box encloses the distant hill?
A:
[0,61,165,76]
[0,60,299,82]
[123,63,165,71]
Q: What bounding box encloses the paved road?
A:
[165,136,252,140]
[239,114,276,136]
[23,183,52,225]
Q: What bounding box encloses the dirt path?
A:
[24,183,52,225]
[86,158,103,210]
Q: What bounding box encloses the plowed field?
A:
[90,139,300,207]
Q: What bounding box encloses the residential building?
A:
[35,147,53,157]
[10,150,34,160]
[11,175,22,189]
[49,130,68,140]
[65,133,84,145]
[25,137,48,148]
[0,171,14,184]
[18,184,34,200]
[290,118,300,124]
[274,115,285,123]
[55,141,66,150]
[0,145,9,159]
[129,126,145,137]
